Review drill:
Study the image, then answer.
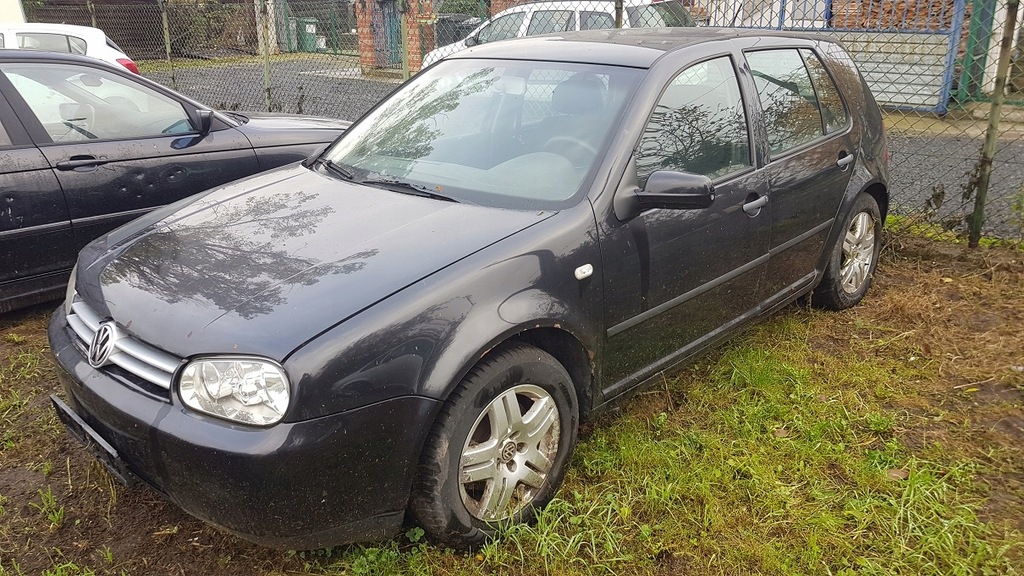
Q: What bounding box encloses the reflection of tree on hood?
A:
[101,191,377,319]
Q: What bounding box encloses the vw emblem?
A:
[88,322,117,368]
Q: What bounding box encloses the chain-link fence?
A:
[19,0,1024,245]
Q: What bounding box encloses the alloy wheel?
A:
[840,211,877,294]
[458,384,560,521]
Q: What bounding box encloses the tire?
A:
[410,343,579,548]
[812,192,882,310]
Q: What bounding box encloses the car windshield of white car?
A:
[323,59,644,210]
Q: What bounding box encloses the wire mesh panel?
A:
[15,0,1024,244]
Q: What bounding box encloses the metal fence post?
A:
[401,5,410,80]
[158,0,177,90]
[968,0,1019,247]
[87,0,97,28]
[615,0,623,27]
[260,0,273,111]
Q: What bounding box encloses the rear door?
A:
[0,80,75,293]
[0,59,260,252]
[744,47,855,300]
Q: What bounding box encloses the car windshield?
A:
[627,2,696,27]
[323,59,644,209]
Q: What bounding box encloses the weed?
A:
[30,487,65,530]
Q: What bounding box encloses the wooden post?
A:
[969,0,1019,247]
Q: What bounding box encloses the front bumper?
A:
[48,309,441,549]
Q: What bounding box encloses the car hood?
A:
[82,165,553,360]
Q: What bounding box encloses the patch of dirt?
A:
[814,236,1024,541]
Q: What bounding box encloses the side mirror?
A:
[465,34,479,47]
[636,170,715,210]
[196,109,214,136]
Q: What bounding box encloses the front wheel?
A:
[410,343,579,548]
[812,192,882,310]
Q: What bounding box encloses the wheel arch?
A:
[430,323,597,422]
[862,181,889,223]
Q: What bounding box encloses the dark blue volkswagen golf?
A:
[49,28,888,549]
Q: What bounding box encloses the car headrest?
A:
[551,73,605,115]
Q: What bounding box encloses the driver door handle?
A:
[836,152,855,168]
[742,195,769,215]
[56,156,108,171]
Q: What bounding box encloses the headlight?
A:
[64,263,78,317]
[178,357,290,426]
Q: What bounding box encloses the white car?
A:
[0,23,138,74]
[422,0,696,67]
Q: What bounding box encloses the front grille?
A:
[67,293,183,389]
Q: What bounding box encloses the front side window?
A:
[16,33,87,55]
[746,48,823,156]
[526,10,575,35]
[581,11,614,30]
[477,13,525,43]
[1,63,193,142]
[324,59,644,209]
[636,56,751,186]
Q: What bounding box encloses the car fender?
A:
[283,203,604,422]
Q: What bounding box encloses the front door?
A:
[0,60,260,252]
[599,55,770,395]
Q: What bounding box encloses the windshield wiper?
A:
[359,177,459,203]
[316,158,356,181]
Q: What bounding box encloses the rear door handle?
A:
[56,156,108,171]
[742,195,769,216]
[836,152,854,169]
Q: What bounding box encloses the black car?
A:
[48,28,888,549]
[0,50,349,312]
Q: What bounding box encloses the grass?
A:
[0,237,1021,575]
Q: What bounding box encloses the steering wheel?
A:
[543,135,598,167]
[61,121,98,140]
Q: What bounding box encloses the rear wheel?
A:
[813,193,882,310]
[410,343,579,548]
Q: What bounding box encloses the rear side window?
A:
[16,33,88,55]
[0,119,10,147]
[581,11,614,30]
[636,56,751,184]
[800,48,848,133]
[527,10,574,35]
[746,49,823,156]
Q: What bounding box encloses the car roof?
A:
[0,22,108,38]
[0,48,117,65]
[450,27,835,68]
[497,0,656,12]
